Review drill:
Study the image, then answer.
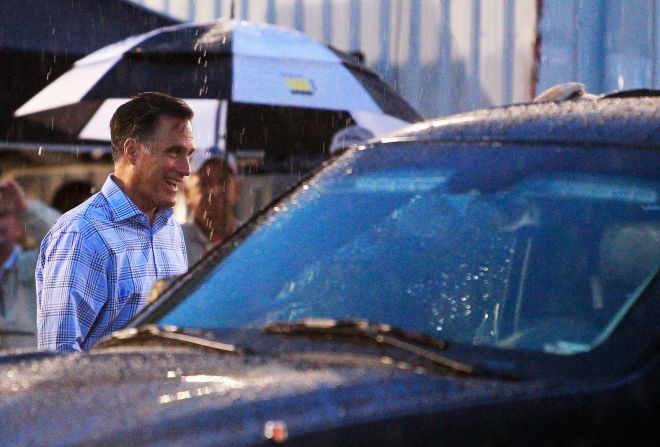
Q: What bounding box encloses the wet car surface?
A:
[1,96,659,446]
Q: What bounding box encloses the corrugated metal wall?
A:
[132,0,659,119]
[537,0,660,95]
[133,0,538,119]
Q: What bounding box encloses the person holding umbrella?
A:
[183,149,242,265]
[36,92,194,353]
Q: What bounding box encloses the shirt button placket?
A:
[149,218,158,278]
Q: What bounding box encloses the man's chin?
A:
[156,196,177,210]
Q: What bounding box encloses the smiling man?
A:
[36,92,194,352]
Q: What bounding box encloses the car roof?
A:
[386,97,660,147]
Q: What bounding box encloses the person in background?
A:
[36,92,194,352]
[183,148,242,265]
[51,180,96,214]
[0,180,59,350]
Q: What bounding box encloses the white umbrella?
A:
[15,19,421,170]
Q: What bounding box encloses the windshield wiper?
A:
[262,318,505,378]
[94,324,244,356]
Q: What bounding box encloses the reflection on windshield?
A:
[158,143,659,355]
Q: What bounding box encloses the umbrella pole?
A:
[215,100,228,153]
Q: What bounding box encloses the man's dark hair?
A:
[110,92,194,162]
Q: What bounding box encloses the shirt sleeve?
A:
[36,228,108,353]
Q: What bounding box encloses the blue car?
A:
[1,94,658,446]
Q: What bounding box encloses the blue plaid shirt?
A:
[36,175,188,352]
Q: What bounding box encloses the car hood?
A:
[0,344,551,446]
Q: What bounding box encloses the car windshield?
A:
[155,142,659,356]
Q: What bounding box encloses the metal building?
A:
[95,0,660,118]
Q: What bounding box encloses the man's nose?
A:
[179,154,192,176]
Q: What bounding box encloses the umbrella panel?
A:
[8,101,104,143]
[344,65,422,123]
[86,54,233,101]
[127,23,233,56]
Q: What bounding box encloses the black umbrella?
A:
[14,19,422,171]
[0,0,178,143]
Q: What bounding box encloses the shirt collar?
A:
[101,175,174,224]
[101,175,143,222]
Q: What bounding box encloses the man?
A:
[0,180,59,350]
[183,148,242,265]
[36,92,194,352]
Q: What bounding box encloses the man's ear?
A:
[123,138,140,165]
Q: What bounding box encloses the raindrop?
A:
[38,146,43,156]
[396,361,410,370]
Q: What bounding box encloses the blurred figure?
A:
[329,125,374,155]
[183,149,242,265]
[51,180,95,213]
[0,180,59,350]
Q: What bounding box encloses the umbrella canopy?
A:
[0,0,178,143]
[14,19,421,171]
